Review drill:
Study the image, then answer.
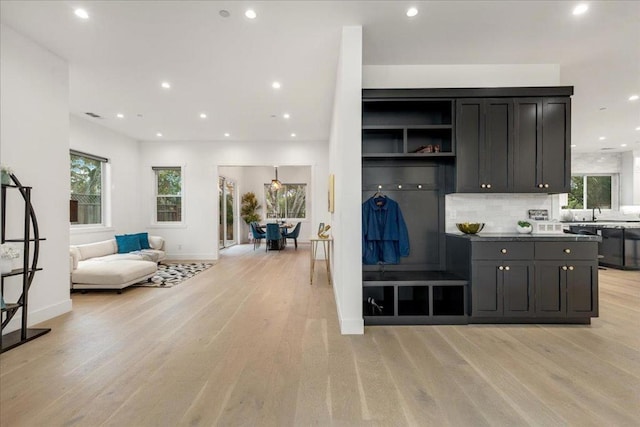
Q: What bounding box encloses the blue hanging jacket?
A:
[362,196,410,264]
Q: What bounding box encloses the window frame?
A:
[263,182,307,220]
[568,173,619,211]
[152,166,185,226]
[70,150,110,229]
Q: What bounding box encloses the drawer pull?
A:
[486,184,492,189]
[562,266,568,271]
[481,184,486,188]
[568,266,574,271]
[498,266,504,271]
[544,183,549,188]
[538,184,544,188]
[501,249,507,254]
[564,248,571,254]
[504,266,510,271]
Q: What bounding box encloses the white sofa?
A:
[70,235,166,292]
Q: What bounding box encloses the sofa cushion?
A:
[72,260,157,286]
[76,240,117,261]
[148,235,164,250]
[116,234,141,253]
[133,232,151,249]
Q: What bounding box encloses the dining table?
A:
[258,223,294,250]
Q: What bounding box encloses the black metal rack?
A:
[1,173,49,352]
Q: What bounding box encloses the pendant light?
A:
[270,166,282,191]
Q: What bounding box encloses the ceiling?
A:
[1,1,638,153]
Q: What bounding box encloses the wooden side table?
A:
[309,236,332,285]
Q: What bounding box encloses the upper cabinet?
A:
[362,99,454,157]
[455,95,571,194]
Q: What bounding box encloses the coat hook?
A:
[378,185,382,189]
[398,184,402,189]
[417,184,422,189]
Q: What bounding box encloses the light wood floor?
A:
[1,244,639,426]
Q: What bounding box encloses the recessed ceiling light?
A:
[74,8,89,19]
[161,81,171,89]
[599,136,606,140]
[291,133,297,137]
[219,10,230,18]
[272,81,281,89]
[629,94,639,101]
[199,113,207,119]
[573,4,588,15]
[621,144,628,147]
[116,113,124,119]
[245,9,257,19]
[156,132,163,137]
[406,7,418,17]
[224,133,230,137]
[636,126,640,131]
[571,144,577,148]
[283,113,290,119]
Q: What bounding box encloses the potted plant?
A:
[1,165,12,185]
[516,220,533,234]
[240,192,262,235]
[1,243,20,274]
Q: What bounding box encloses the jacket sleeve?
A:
[397,204,410,257]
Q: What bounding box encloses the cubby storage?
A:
[398,286,429,316]
[362,286,394,317]
[362,129,403,155]
[433,285,465,316]
[362,100,453,126]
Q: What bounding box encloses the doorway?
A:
[219,176,237,249]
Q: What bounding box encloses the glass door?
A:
[218,176,237,249]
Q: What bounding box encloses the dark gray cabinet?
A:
[472,261,534,317]
[455,99,512,192]
[535,261,598,317]
[513,98,571,193]
[456,96,570,194]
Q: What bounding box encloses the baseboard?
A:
[339,317,364,335]
[2,298,73,333]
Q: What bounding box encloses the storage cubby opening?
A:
[407,129,453,154]
[363,286,394,316]
[362,129,403,154]
[433,285,465,316]
[363,101,452,126]
[398,286,429,316]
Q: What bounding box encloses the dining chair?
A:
[265,223,283,251]
[283,221,302,249]
[250,222,266,250]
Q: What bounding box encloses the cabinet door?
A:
[541,98,571,192]
[456,99,483,192]
[472,261,502,316]
[483,99,512,192]
[566,261,598,317]
[513,98,542,192]
[502,262,534,316]
[534,262,566,317]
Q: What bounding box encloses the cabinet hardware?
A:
[544,183,549,188]
[487,184,492,189]
[538,184,544,188]
[481,184,486,188]
[501,248,507,254]
[498,266,504,270]
[398,185,402,189]
[505,266,510,271]
[568,266,574,271]
[564,248,571,254]
[562,266,568,271]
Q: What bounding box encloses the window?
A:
[264,183,306,219]
[154,167,182,222]
[70,151,107,225]
[568,175,613,209]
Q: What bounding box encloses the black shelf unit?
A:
[1,173,50,353]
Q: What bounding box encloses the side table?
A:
[309,236,333,285]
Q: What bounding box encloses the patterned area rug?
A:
[136,262,214,288]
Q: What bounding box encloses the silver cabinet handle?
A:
[562,266,568,271]
[564,248,571,254]
[544,183,549,188]
[538,184,544,188]
[481,184,486,188]
[568,266,574,271]
[505,266,510,271]
[501,249,507,254]
[498,266,504,271]
[487,184,492,189]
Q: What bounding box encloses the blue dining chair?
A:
[265,223,283,251]
[283,222,302,249]
[250,222,266,250]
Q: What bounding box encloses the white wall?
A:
[69,115,144,244]
[0,24,72,330]
[139,141,328,260]
[329,26,363,335]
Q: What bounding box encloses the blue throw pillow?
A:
[115,234,141,253]
[133,232,151,249]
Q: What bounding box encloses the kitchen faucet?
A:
[592,206,601,221]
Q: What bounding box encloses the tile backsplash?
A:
[445,193,555,233]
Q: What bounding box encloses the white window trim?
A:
[150,164,186,227]
[70,152,111,229]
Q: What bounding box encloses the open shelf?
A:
[362,100,453,127]
[363,286,394,317]
[398,286,429,316]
